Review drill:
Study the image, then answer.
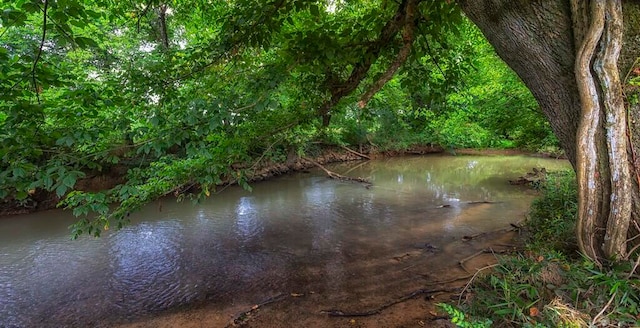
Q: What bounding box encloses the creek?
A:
[0,155,569,327]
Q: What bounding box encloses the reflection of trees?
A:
[328,155,569,202]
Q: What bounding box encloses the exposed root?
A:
[320,287,460,317]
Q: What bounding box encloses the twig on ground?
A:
[629,255,640,279]
[591,291,617,327]
[459,250,486,273]
[225,293,289,327]
[321,287,460,317]
[458,263,499,305]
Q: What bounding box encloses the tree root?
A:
[320,287,461,317]
[225,293,289,327]
[303,157,371,185]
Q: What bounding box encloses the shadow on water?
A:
[0,155,569,327]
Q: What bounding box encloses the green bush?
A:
[443,171,640,327]
[527,170,578,254]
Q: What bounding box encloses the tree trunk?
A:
[458,0,640,262]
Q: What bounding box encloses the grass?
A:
[439,171,640,327]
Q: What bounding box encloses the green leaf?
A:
[75,36,99,49]
[12,166,26,178]
[309,4,319,17]
[56,184,68,198]
[63,174,77,188]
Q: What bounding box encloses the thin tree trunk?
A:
[594,1,632,258]
[573,0,606,261]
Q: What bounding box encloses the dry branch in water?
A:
[303,157,371,185]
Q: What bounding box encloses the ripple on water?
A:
[0,155,570,326]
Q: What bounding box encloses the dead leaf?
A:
[290,293,304,297]
[529,307,540,317]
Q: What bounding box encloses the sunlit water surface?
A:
[0,155,569,327]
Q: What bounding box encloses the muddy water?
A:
[0,155,569,327]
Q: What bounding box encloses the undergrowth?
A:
[439,171,640,327]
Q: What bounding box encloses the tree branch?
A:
[358,0,418,108]
[318,0,420,125]
[32,0,49,104]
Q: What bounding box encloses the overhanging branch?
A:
[358,0,418,108]
[317,0,420,125]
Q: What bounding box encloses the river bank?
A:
[1,144,445,216]
[0,145,565,218]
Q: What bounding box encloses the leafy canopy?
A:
[0,0,552,236]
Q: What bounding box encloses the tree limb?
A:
[302,157,371,185]
[32,0,48,104]
[358,0,418,108]
[318,0,421,125]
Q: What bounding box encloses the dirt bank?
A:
[0,144,444,217]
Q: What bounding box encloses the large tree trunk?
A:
[458,0,640,262]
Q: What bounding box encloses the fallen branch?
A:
[458,250,485,273]
[321,287,460,317]
[466,201,503,204]
[225,293,289,327]
[339,145,371,160]
[303,157,371,185]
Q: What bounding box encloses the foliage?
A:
[438,303,492,328]
[444,172,640,327]
[1,0,557,236]
[527,171,578,253]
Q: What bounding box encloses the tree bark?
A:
[458,0,640,262]
[458,0,580,168]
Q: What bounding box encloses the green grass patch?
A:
[439,171,640,327]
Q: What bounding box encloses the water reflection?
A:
[0,155,570,327]
[235,197,263,243]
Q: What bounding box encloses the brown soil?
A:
[116,229,521,328]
